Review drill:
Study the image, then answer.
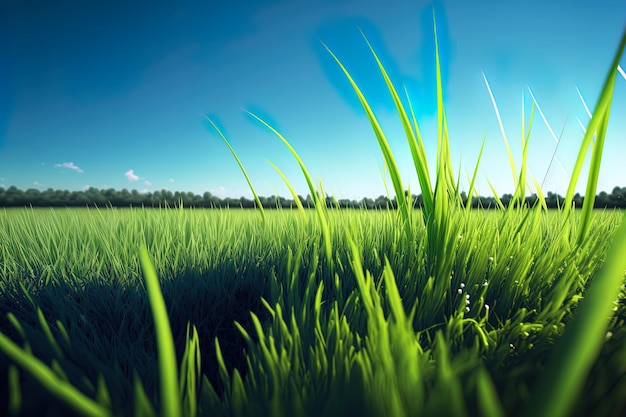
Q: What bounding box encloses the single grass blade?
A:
[465,134,487,211]
[133,372,157,417]
[512,96,534,206]
[482,72,518,185]
[527,87,570,183]
[540,114,570,190]
[530,174,548,211]
[577,112,611,242]
[267,159,307,219]
[404,85,434,213]
[139,247,182,417]
[321,41,411,230]
[485,178,505,210]
[576,86,593,119]
[476,367,506,417]
[205,116,267,222]
[7,365,21,417]
[248,111,333,263]
[36,307,63,358]
[0,332,111,417]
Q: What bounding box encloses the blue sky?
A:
[1,0,625,200]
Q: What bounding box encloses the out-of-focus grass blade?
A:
[8,365,21,417]
[205,116,267,222]
[435,331,467,417]
[476,367,506,417]
[179,324,201,417]
[530,174,548,211]
[0,331,110,417]
[486,178,505,210]
[133,372,157,417]
[139,247,182,417]
[36,308,63,358]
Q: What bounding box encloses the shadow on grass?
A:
[0,260,273,417]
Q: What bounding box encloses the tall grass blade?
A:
[482,72,517,185]
[357,28,435,221]
[247,111,333,263]
[205,116,267,222]
[139,247,182,417]
[465,135,487,211]
[321,42,411,230]
[563,27,626,228]
[404,85,434,214]
[512,95,534,206]
[527,87,570,182]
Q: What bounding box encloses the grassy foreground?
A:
[0,208,625,417]
[1,12,626,417]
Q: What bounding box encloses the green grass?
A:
[1,10,626,417]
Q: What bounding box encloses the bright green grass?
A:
[0,207,625,416]
[1,10,626,417]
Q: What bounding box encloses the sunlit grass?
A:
[0,10,625,417]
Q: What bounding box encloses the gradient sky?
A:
[1,0,625,200]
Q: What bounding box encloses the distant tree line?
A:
[0,185,625,209]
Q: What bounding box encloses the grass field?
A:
[1,12,626,417]
[0,207,625,417]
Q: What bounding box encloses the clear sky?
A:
[1,0,625,200]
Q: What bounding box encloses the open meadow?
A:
[1,12,626,417]
[0,207,625,417]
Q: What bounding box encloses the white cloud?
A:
[54,162,84,173]
[83,185,91,190]
[168,178,175,183]
[144,180,152,186]
[140,189,150,194]
[33,181,40,186]
[210,186,227,195]
[125,169,140,182]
